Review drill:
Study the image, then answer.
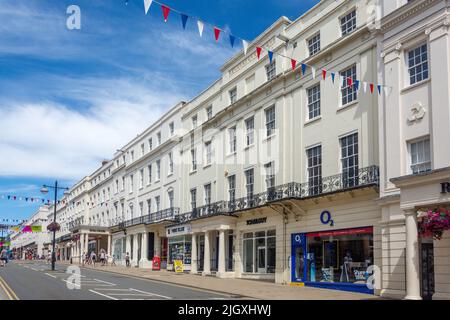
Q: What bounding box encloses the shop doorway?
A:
[421,242,435,300]
[257,246,266,273]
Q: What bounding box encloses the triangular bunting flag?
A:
[268,51,273,63]
[291,59,297,71]
[181,14,188,30]
[242,40,249,55]
[229,35,235,48]
[354,80,360,91]
[377,85,382,95]
[347,77,353,87]
[363,82,367,93]
[197,20,204,37]
[144,0,153,14]
[322,69,327,80]
[301,63,307,76]
[331,73,335,83]
[370,83,374,94]
[256,47,262,60]
[214,27,221,42]
[161,5,170,22]
[384,86,390,96]
[311,67,316,79]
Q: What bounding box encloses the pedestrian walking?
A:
[111,254,116,266]
[46,251,52,264]
[125,252,130,267]
[90,251,97,267]
[1,248,8,267]
[100,249,106,266]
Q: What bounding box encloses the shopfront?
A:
[166,224,192,271]
[291,227,374,294]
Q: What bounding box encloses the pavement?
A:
[0,260,246,300]
[59,260,379,300]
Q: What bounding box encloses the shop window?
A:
[168,235,192,265]
[242,230,276,274]
[305,228,373,284]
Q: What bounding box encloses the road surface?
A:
[0,260,245,300]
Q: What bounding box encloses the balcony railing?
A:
[175,165,379,223]
[119,208,179,229]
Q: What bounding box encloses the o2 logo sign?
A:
[320,211,334,227]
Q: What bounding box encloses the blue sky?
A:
[0,0,319,222]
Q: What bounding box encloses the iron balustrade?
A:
[175,165,379,223]
[119,208,179,228]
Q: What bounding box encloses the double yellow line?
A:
[0,276,19,300]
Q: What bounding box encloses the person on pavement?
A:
[90,251,97,267]
[1,248,8,267]
[100,249,106,266]
[125,252,130,267]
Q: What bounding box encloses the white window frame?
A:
[308,33,321,56]
[307,84,321,120]
[245,117,255,146]
[407,43,429,86]
[408,137,431,174]
[341,9,356,36]
[265,105,276,137]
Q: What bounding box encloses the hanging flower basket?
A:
[47,222,61,232]
[418,208,450,240]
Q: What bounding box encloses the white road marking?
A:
[129,288,172,299]
[92,288,131,291]
[89,289,118,300]
[93,279,116,286]
[45,273,57,278]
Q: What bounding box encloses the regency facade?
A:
[12,0,450,299]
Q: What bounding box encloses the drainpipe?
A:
[282,208,288,285]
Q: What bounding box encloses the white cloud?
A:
[0,77,183,180]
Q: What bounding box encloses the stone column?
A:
[191,233,198,274]
[107,234,112,257]
[202,231,211,276]
[141,232,148,266]
[217,229,226,276]
[404,209,422,300]
[133,234,139,267]
[80,233,85,257]
[155,232,161,256]
[83,234,89,255]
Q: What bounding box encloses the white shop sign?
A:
[166,224,192,237]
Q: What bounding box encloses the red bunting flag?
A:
[347,77,353,87]
[322,70,327,80]
[214,27,221,42]
[256,47,262,60]
[161,5,170,22]
[370,83,374,93]
[291,59,297,71]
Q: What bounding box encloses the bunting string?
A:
[131,0,391,94]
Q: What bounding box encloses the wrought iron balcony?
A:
[175,165,379,223]
[119,207,179,229]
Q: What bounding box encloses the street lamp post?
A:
[41,181,69,271]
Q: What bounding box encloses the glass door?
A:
[257,246,266,273]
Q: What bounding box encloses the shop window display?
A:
[168,235,191,265]
[306,228,373,284]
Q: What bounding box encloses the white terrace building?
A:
[10,206,50,259]
[24,0,449,300]
[378,0,450,300]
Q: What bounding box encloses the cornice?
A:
[381,0,438,33]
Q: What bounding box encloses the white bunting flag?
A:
[242,40,249,55]
[363,82,367,93]
[384,86,390,96]
[311,67,316,79]
[144,0,153,14]
[197,20,204,37]
[341,75,346,88]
